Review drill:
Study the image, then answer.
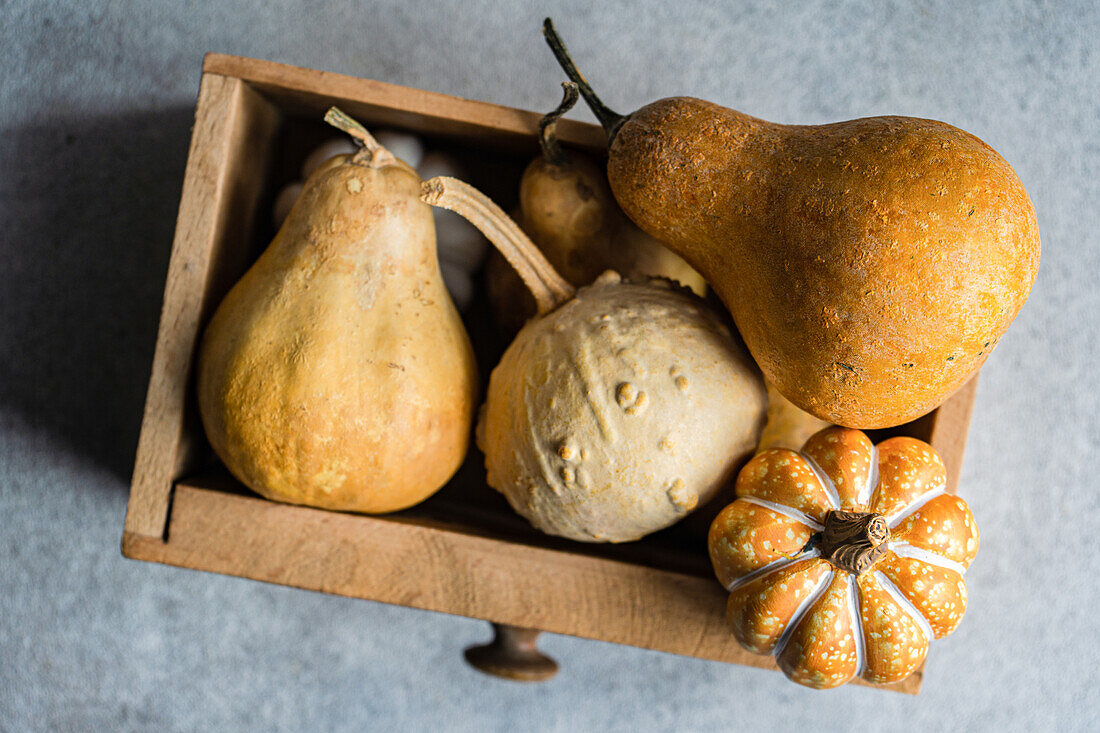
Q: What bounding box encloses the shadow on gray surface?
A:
[0,107,195,486]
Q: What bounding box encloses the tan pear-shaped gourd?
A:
[422,176,766,543]
[544,20,1040,428]
[197,109,477,513]
[487,83,704,336]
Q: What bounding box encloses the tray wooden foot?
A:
[464,623,559,682]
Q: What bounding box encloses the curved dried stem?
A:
[539,82,580,167]
[324,106,396,168]
[542,18,627,143]
[420,176,575,314]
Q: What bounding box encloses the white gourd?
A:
[373,130,425,170]
[418,152,489,272]
[421,176,768,543]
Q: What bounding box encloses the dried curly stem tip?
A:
[420,176,575,314]
[542,18,627,144]
[323,106,396,168]
[539,82,580,167]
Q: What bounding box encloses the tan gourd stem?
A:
[421,176,575,314]
[323,106,397,168]
[539,82,580,167]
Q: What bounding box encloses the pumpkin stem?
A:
[420,176,576,314]
[818,510,889,575]
[323,106,397,169]
[539,82,580,167]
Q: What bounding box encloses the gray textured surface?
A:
[2,0,1097,730]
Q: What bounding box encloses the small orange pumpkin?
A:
[708,427,978,689]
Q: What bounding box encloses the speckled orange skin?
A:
[197,153,477,513]
[608,98,1040,428]
[708,426,978,689]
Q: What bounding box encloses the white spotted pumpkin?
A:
[708,426,978,689]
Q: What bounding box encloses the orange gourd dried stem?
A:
[420,176,575,314]
[542,18,627,142]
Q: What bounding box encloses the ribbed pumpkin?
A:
[708,427,978,689]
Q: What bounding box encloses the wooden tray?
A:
[121,54,979,695]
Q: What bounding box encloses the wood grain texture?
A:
[122,484,921,694]
[926,375,979,494]
[124,75,280,538]
[202,53,607,155]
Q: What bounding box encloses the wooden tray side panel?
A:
[125,76,281,539]
[202,53,607,155]
[122,486,921,694]
[926,375,979,493]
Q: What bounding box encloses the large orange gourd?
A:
[543,19,1040,428]
[708,427,978,689]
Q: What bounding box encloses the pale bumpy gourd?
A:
[197,109,477,514]
[708,427,979,689]
[421,176,767,542]
[482,271,764,541]
[545,20,1040,428]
